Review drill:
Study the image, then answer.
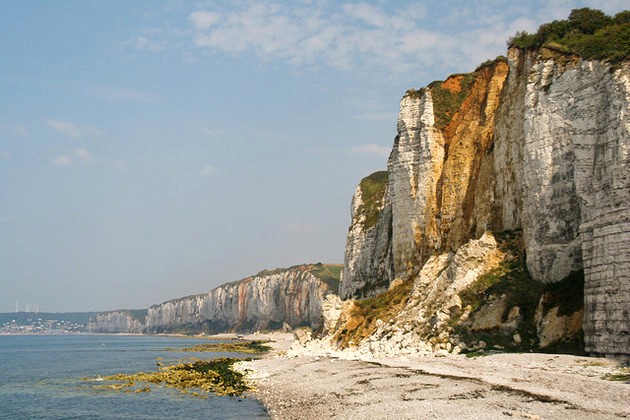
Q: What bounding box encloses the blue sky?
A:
[1,0,626,312]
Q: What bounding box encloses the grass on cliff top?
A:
[508,8,630,63]
[427,73,477,131]
[236,263,341,294]
[334,279,414,349]
[354,171,388,230]
[90,357,250,397]
[309,263,343,294]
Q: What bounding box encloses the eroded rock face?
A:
[356,233,503,357]
[87,310,146,333]
[341,172,393,299]
[144,265,336,334]
[343,62,509,290]
[506,50,630,356]
[339,49,630,357]
[89,265,338,335]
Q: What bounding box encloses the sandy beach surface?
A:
[233,333,629,420]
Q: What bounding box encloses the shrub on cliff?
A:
[508,8,630,63]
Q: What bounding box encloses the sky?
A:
[1,0,626,313]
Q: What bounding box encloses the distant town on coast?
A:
[0,312,94,334]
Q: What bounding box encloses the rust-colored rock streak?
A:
[438,62,509,252]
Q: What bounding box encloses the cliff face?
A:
[500,48,630,356]
[389,63,509,280]
[144,264,339,334]
[89,264,339,334]
[340,48,630,357]
[87,310,146,333]
[343,62,508,297]
[341,171,393,299]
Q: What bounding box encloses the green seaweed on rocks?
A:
[603,367,630,382]
[89,357,251,397]
[177,340,272,354]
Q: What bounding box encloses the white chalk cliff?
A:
[89,264,339,334]
[340,47,630,358]
[145,264,337,333]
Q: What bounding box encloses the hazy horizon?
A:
[2,0,626,312]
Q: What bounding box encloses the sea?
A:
[0,334,269,419]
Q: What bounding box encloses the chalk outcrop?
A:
[89,264,340,335]
[143,264,340,334]
[87,310,146,334]
[339,47,630,357]
[341,171,393,299]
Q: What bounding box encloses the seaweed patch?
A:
[88,357,251,397]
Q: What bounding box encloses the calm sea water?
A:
[0,335,268,419]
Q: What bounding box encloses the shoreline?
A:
[238,334,630,420]
[6,330,627,418]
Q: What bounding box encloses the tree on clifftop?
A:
[508,8,630,63]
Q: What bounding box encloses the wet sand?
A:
[234,333,629,420]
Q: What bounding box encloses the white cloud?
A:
[47,120,81,137]
[189,11,221,30]
[47,119,104,138]
[350,144,391,157]
[0,124,29,137]
[14,125,29,137]
[199,164,216,177]
[51,148,123,170]
[74,148,93,164]
[182,2,482,74]
[132,36,167,52]
[136,1,628,78]
[342,3,390,28]
[52,155,73,165]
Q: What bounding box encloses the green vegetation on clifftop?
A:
[354,171,388,230]
[309,263,342,294]
[428,73,476,131]
[509,8,630,63]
